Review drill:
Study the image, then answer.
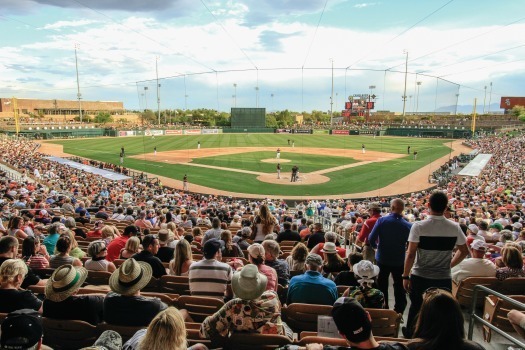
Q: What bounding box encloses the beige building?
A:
[0,97,125,116]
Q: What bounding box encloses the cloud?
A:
[41,19,96,30]
[354,3,378,9]
[258,30,301,52]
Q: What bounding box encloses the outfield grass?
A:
[51,134,452,196]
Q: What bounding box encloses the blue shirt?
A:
[368,213,412,266]
[286,271,337,305]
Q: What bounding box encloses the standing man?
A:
[402,191,469,338]
[292,140,295,148]
[276,148,281,159]
[356,202,382,262]
[413,150,417,160]
[407,145,411,154]
[362,144,366,154]
[119,151,124,164]
[368,198,411,314]
[197,141,201,150]
[153,146,157,156]
[288,139,290,145]
[276,163,281,179]
[183,174,189,191]
[121,146,125,156]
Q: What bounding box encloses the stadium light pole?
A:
[143,87,148,110]
[271,93,274,111]
[156,56,161,125]
[416,81,422,114]
[74,44,83,123]
[255,86,259,108]
[455,93,460,115]
[488,82,493,114]
[330,58,334,126]
[483,85,487,114]
[233,83,237,107]
[184,94,188,110]
[402,50,408,117]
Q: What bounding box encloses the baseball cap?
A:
[247,243,265,259]
[489,223,503,231]
[467,224,479,234]
[1,309,43,350]
[331,297,372,343]
[203,238,224,259]
[470,239,487,251]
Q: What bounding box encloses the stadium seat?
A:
[42,318,98,350]
[282,303,332,333]
[176,295,224,323]
[225,332,292,350]
[159,275,191,295]
[482,295,525,342]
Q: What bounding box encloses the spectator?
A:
[262,240,290,287]
[356,202,382,262]
[7,216,28,239]
[407,288,485,350]
[342,260,384,309]
[452,240,496,283]
[232,227,251,250]
[134,211,153,229]
[85,240,116,272]
[402,191,469,338]
[495,245,525,280]
[63,230,86,259]
[229,214,242,228]
[132,234,166,279]
[189,238,233,299]
[43,264,104,324]
[466,224,485,246]
[202,217,222,245]
[87,220,104,238]
[103,258,168,327]
[306,223,325,250]
[169,239,194,276]
[298,297,407,350]
[95,205,109,220]
[22,236,50,269]
[286,242,308,273]
[119,236,142,260]
[508,309,525,339]
[287,253,337,305]
[321,242,347,274]
[123,307,207,350]
[49,234,83,269]
[251,204,276,243]
[221,230,244,258]
[43,223,61,256]
[368,198,411,314]
[246,243,278,292]
[0,309,52,350]
[0,259,42,313]
[310,231,346,259]
[276,221,301,243]
[334,252,363,287]
[155,230,175,263]
[200,264,293,346]
[64,216,86,239]
[0,236,45,288]
[106,225,139,261]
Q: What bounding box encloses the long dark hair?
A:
[22,236,38,260]
[409,289,466,350]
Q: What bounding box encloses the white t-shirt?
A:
[451,258,496,283]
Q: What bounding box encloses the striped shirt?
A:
[189,259,232,299]
[408,215,466,279]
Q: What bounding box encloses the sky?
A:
[1,0,524,114]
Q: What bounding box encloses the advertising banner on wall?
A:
[184,129,202,135]
[312,129,329,134]
[119,131,135,137]
[201,129,221,134]
[165,130,183,135]
[293,129,312,134]
[144,129,164,136]
[332,129,349,135]
[275,129,292,133]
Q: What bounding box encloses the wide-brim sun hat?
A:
[321,242,338,254]
[353,260,380,280]
[109,258,152,296]
[45,264,88,302]
[231,264,267,300]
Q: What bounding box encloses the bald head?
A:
[390,198,405,214]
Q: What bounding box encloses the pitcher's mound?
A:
[262,158,291,163]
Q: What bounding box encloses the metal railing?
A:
[467,284,525,348]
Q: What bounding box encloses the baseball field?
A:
[46,133,471,199]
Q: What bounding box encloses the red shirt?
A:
[106,235,130,262]
[314,243,346,259]
[357,214,381,244]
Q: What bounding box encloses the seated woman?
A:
[85,240,116,272]
[246,243,277,292]
[43,264,104,325]
[334,252,363,287]
[407,288,485,350]
[232,227,251,250]
[285,242,308,273]
[49,234,83,269]
[200,265,293,346]
[123,307,207,350]
[169,239,194,276]
[7,216,28,239]
[321,242,348,275]
[0,259,42,313]
[63,231,86,259]
[87,220,104,238]
[22,236,50,269]
[496,245,525,280]
[119,236,142,259]
[221,230,244,258]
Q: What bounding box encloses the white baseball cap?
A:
[468,224,479,234]
[470,239,487,251]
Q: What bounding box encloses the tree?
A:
[93,112,113,124]
[511,105,525,122]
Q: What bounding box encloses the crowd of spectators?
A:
[0,132,523,349]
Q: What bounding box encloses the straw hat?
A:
[45,265,88,302]
[321,242,338,254]
[109,258,152,296]
[231,264,267,300]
